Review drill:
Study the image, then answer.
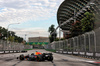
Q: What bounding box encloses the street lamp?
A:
[25,34,27,42]
[59,21,61,41]
[59,21,62,50]
[7,23,20,43]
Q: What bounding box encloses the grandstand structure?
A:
[57,0,100,38]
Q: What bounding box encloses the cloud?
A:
[0,0,64,23]
[10,27,48,36]
[10,27,49,41]
[0,0,64,40]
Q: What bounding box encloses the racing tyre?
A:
[42,53,45,61]
[19,54,25,60]
[36,56,41,61]
[47,56,53,61]
[36,55,42,61]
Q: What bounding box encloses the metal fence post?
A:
[88,33,91,52]
[77,37,79,55]
[67,40,68,53]
[92,31,96,52]
[72,38,75,54]
[92,31,96,58]
[83,34,86,57]
[59,41,60,50]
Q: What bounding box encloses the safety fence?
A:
[45,28,100,59]
[0,40,32,53]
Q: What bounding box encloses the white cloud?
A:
[10,27,49,41]
[0,0,64,23]
[0,0,64,39]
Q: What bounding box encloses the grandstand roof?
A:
[57,0,100,30]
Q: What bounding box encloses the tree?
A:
[54,38,59,41]
[14,36,23,43]
[81,12,95,32]
[0,26,24,43]
[0,27,7,40]
[70,21,82,37]
[8,36,15,42]
[48,25,55,34]
[69,12,95,38]
[48,24,57,43]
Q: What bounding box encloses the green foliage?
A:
[8,36,15,42]
[48,25,55,34]
[0,27,7,40]
[49,36,54,42]
[81,12,95,32]
[54,38,59,41]
[54,38,65,41]
[14,36,23,43]
[70,21,82,37]
[0,26,23,43]
[48,24,57,43]
[60,38,65,40]
[69,12,95,38]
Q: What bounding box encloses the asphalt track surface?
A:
[0,49,99,66]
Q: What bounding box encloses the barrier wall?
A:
[46,28,100,59]
[0,40,32,52]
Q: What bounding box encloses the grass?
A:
[24,49,33,51]
[45,49,56,53]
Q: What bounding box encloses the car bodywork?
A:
[17,53,53,62]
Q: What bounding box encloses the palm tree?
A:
[48,24,57,43]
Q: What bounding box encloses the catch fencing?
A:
[46,28,100,59]
[0,40,32,53]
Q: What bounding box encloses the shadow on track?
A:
[13,61,22,66]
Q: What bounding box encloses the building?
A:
[29,37,49,42]
[28,37,49,48]
[57,0,100,38]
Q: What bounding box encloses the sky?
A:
[0,0,64,41]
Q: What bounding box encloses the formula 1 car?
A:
[17,53,53,62]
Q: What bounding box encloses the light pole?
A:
[59,23,61,41]
[7,23,20,44]
[59,21,62,50]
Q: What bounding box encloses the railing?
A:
[45,28,100,59]
[0,40,32,53]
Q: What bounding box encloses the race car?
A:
[17,53,53,61]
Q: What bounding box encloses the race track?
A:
[0,49,99,66]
